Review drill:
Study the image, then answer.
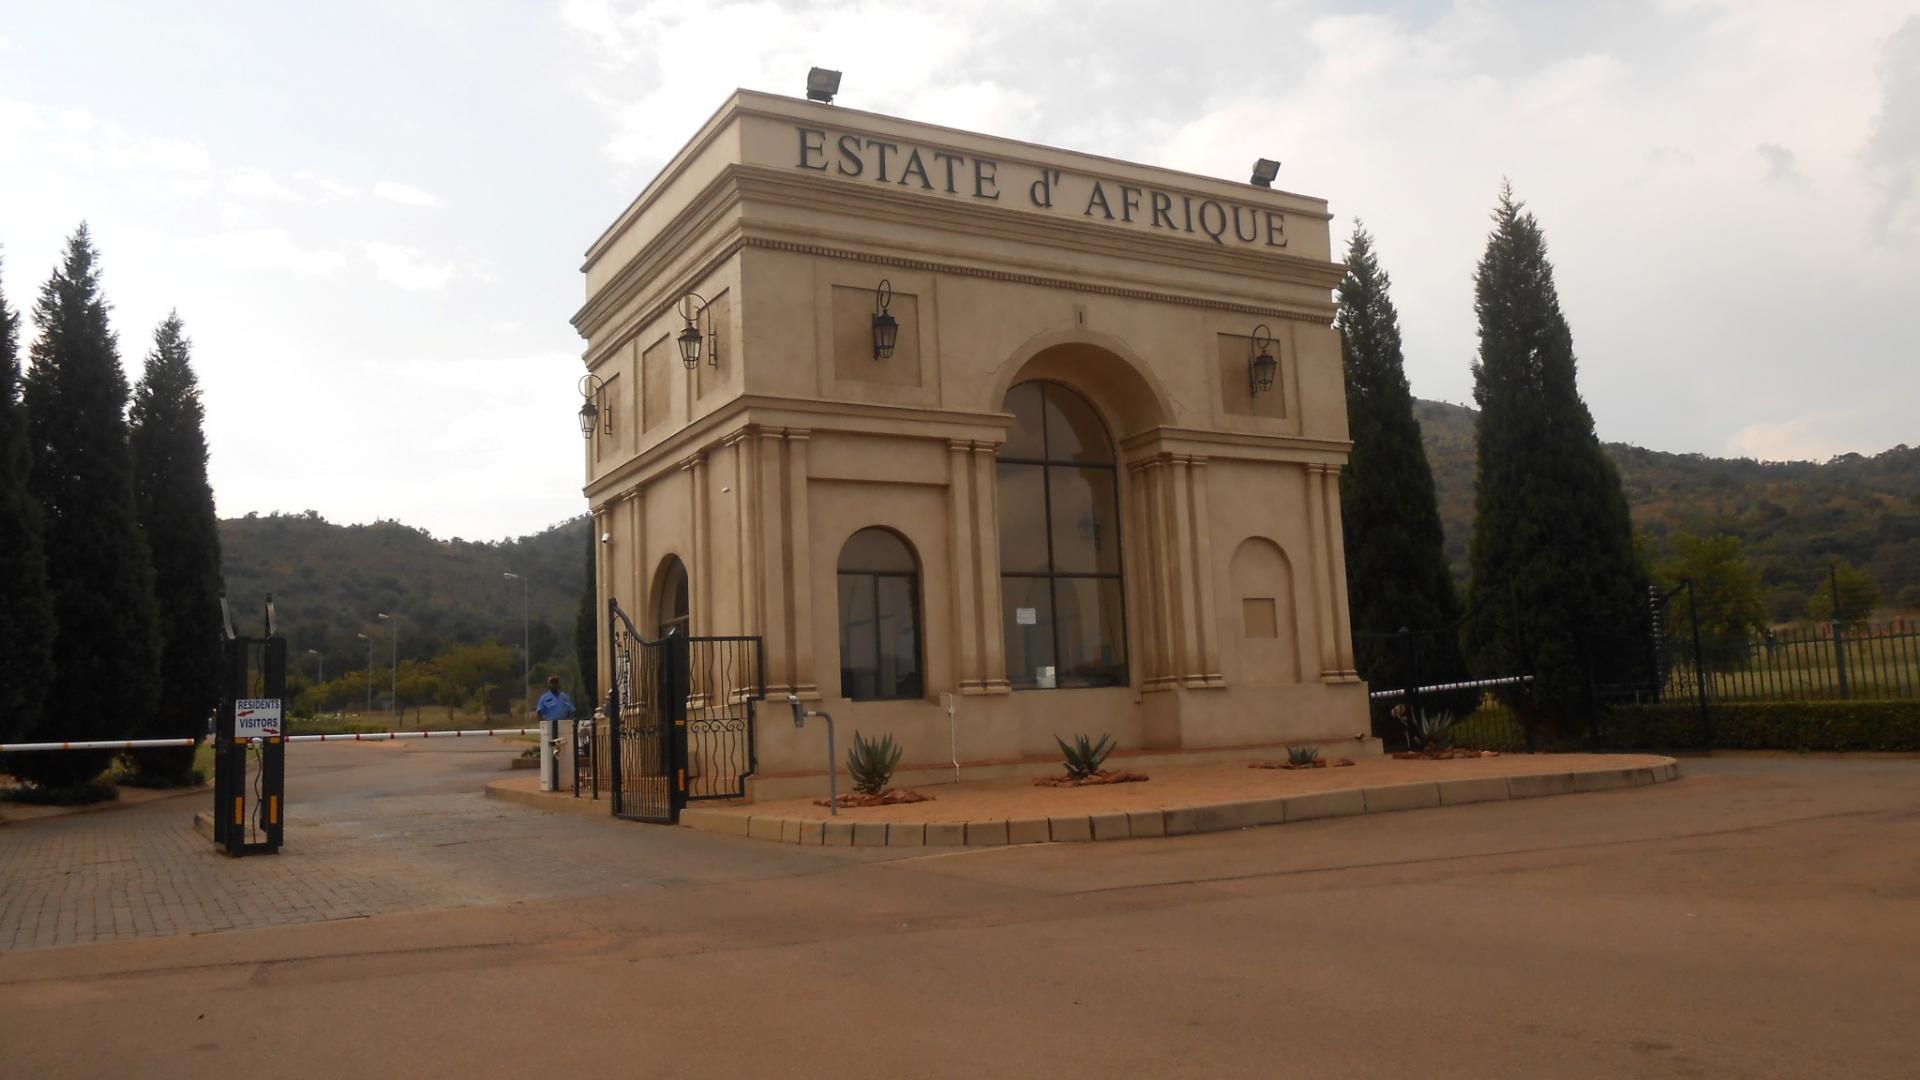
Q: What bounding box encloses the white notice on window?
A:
[1015,607,1037,625]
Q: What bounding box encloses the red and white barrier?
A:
[2,729,538,752]
[0,738,197,753]
[1369,674,1534,701]
[285,728,538,742]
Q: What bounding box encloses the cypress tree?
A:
[1335,226,1467,697]
[1463,187,1645,738]
[16,225,162,791]
[127,312,225,783]
[0,256,55,752]
[575,525,597,705]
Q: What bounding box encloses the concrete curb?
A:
[680,758,1683,848]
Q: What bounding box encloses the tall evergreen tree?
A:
[1335,226,1467,697]
[127,312,224,783]
[0,256,56,752]
[1464,187,1645,737]
[16,226,162,790]
[575,525,598,705]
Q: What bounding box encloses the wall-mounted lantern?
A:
[577,373,609,439]
[1248,324,1279,396]
[871,279,899,360]
[676,292,718,369]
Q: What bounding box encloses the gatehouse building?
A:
[575,87,1369,799]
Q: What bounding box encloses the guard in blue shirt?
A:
[534,676,575,791]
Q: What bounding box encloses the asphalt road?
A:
[2,746,1915,1079]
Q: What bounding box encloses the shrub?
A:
[1,779,119,806]
[1600,700,1920,752]
[1286,744,1322,766]
[1055,733,1114,780]
[846,731,902,796]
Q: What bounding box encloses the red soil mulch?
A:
[815,788,935,808]
[1392,749,1500,760]
[1031,770,1150,787]
[1248,758,1357,770]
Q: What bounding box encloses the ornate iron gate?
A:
[604,600,762,823]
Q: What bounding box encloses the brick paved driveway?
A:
[0,740,880,952]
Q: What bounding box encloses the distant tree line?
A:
[0,227,224,798]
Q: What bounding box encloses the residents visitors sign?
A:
[794,125,1290,251]
[235,699,283,737]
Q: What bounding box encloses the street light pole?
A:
[357,633,373,714]
[503,572,530,719]
[377,612,398,723]
[306,649,323,684]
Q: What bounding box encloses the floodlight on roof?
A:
[1250,158,1281,187]
[806,67,842,104]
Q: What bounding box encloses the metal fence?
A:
[1663,619,1920,703]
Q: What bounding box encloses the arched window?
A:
[837,528,923,700]
[655,555,689,638]
[997,381,1128,689]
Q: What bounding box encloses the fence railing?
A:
[1664,619,1920,703]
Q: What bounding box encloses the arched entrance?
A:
[997,380,1128,689]
[653,555,689,637]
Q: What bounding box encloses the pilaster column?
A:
[1137,457,1180,689]
[947,440,984,694]
[1123,458,1165,688]
[970,444,1010,692]
[785,429,818,699]
[1323,464,1359,678]
[625,488,644,627]
[755,428,791,695]
[1305,464,1340,680]
[1185,456,1225,687]
[1167,457,1206,686]
[727,428,762,642]
[681,455,706,633]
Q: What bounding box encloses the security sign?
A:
[234,699,283,737]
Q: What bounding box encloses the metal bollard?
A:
[787,694,837,815]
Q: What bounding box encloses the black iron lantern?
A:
[1249,324,1278,396]
[871,279,899,360]
[677,292,718,369]
[577,373,608,439]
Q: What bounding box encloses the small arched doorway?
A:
[653,555,690,638]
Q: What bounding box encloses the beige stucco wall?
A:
[576,91,1368,791]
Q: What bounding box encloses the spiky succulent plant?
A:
[1411,709,1457,751]
[1286,744,1322,766]
[846,730,902,796]
[1055,733,1114,780]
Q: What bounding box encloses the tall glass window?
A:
[837,528,923,701]
[998,382,1128,689]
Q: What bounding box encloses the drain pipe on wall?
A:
[941,691,960,783]
[787,694,837,815]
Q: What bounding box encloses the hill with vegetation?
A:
[217,406,1916,676]
[1414,400,1920,619]
[218,512,588,682]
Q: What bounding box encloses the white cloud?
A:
[364,242,488,290]
[227,167,308,202]
[200,228,347,276]
[1727,414,1856,463]
[372,180,442,207]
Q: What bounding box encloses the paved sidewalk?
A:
[0,740,890,952]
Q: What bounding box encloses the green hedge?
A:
[1601,700,1920,752]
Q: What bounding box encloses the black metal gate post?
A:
[661,630,691,820]
[1685,578,1711,745]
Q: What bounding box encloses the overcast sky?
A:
[2,1,1915,541]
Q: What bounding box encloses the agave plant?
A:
[1286,744,1322,766]
[846,730,903,796]
[1409,709,1457,751]
[1055,733,1115,780]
